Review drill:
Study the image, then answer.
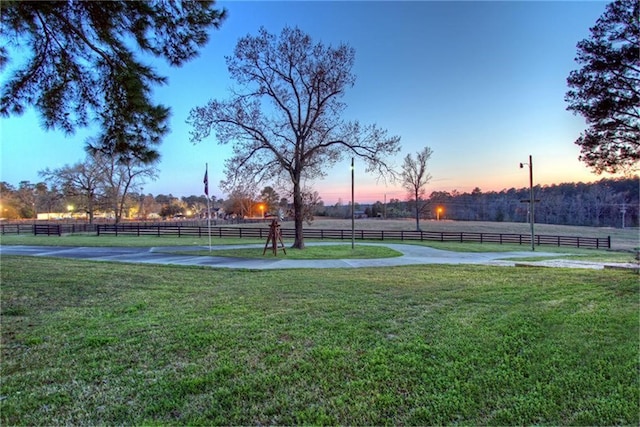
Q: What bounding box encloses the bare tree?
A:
[401,147,433,231]
[40,157,104,223]
[187,27,400,249]
[97,154,158,224]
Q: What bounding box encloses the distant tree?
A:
[371,201,384,218]
[14,181,37,218]
[159,203,183,219]
[139,194,160,219]
[1,1,226,163]
[181,195,209,217]
[0,182,21,219]
[565,0,639,174]
[40,156,104,223]
[155,194,176,205]
[260,186,280,215]
[34,182,64,216]
[386,198,410,219]
[301,189,322,224]
[401,147,433,230]
[98,154,158,223]
[188,26,401,248]
[221,176,258,218]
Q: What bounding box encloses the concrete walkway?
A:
[1,243,637,270]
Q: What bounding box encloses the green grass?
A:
[2,256,638,425]
[170,244,403,259]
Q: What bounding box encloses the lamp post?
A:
[519,155,535,251]
[437,207,443,221]
[260,204,264,218]
[351,157,355,250]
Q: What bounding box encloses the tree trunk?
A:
[292,180,305,249]
[87,197,94,224]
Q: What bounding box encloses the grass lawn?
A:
[1,256,638,425]
[170,244,403,260]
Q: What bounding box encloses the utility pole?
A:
[520,155,535,251]
[383,193,386,220]
[351,157,355,250]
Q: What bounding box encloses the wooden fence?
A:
[92,224,611,249]
[0,222,611,249]
[1,223,96,235]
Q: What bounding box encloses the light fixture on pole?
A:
[519,155,535,251]
[351,157,355,250]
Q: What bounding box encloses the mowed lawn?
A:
[1,256,638,425]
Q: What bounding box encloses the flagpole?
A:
[204,163,212,252]
[207,196,211,252]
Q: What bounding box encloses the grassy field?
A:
[172,244,404,260]
[1,256,638,425]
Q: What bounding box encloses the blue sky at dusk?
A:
[0,1,613,204]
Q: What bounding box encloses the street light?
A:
[351,157,355,250]
[437,207,443,221]
[259,204,264,218]
[519,155,535,251]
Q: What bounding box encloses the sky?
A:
[0,0,616,205]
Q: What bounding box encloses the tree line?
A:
[327,177,636,229]
[2,175,637,229]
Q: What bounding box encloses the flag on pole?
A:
[203,164,209,196]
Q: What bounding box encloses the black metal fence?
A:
[93,224,610,249]
[2,223,96,235]
[0,222,611,249]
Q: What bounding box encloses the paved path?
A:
[1,243,637,270]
